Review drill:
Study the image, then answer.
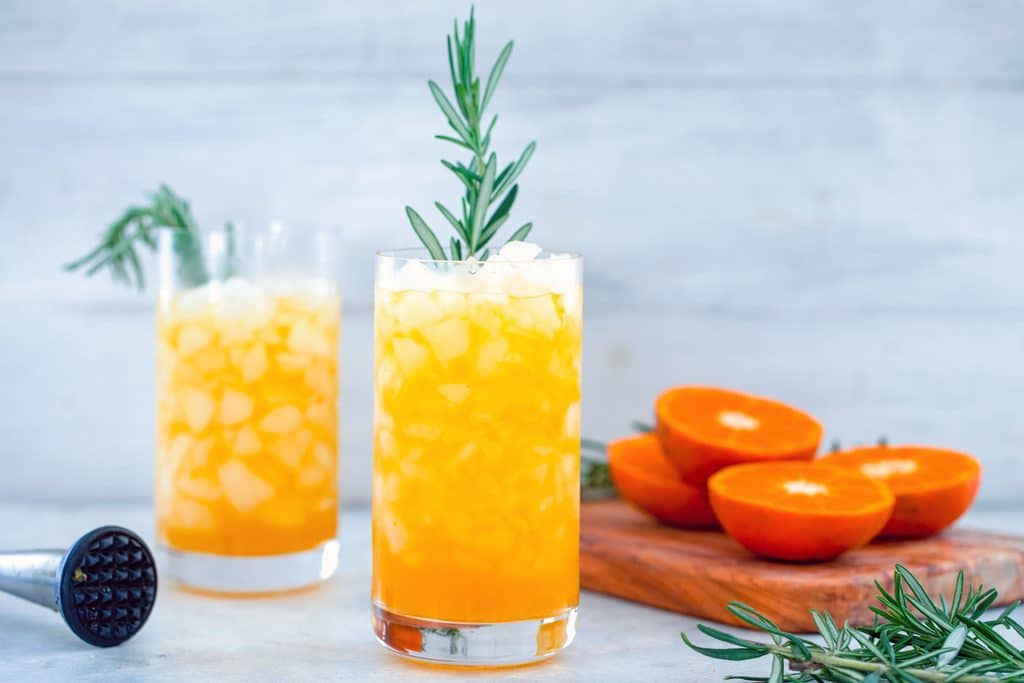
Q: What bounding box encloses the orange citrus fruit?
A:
[607,434,717,528]
[823,445,980,539]
[655,386,823,485]
[709,461,894,561]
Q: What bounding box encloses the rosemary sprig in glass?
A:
[405,6,536,261]
[64,185,233,291]
[683,564,1024,682]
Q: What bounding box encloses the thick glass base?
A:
[159,540,339,594]
[372,603,577,667]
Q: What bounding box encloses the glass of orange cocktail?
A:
[372,247,582,665]
[155,224,342,593]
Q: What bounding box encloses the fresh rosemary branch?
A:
[64,184,208,290]
[683,564,1024,682]
[405,6,536,261]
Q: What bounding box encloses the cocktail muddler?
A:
[0,526,157,647]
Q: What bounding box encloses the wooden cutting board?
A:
[581,499,1024,631]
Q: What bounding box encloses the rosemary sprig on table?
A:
[64,185,235,291]
[405,6,536,261]
[683,564,1024,682]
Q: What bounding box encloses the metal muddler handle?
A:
[0,526,158,647]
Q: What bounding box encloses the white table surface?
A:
[0,504,1019,682]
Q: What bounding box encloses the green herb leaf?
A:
[469,154,496,251]
[478,212,509,248]
[485,183,518,232]
[441,160,481,189]
[64,185,209,291]
[478,184,518,248]
[482,41,514,113]
[495,161,515,189]
[428,80,473,144]
[435,134,474,151]
[446,35,457,96]
[684,565,1024,682]
[407,8,535,260]
[493,141,536,199]
[506,222,533,243]
[124,244,145,290]
[435,201,469,243]
[405,206,446,260]
[937,624,968,667]
[680,634,768,661]
[482,114,498,151]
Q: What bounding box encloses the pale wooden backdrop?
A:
[1,1,1021,506]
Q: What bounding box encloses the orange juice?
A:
[372,261,582,624]
[156,277,340,557]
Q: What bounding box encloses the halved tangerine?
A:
[607,434,717,528]
[709,461,894,562]
[823,445,981,539]
[655,386,823,485]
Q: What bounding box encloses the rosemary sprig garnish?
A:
[405,6,536,261]
[64,184,205,290]
[65,185,232,291]
[683,564,1024,682]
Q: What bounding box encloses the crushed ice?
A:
[383,241,579,296]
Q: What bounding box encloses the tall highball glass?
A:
[372,249,582,665]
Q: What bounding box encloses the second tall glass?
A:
[372,249,582,665]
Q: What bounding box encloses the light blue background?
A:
[1,1,1020,505]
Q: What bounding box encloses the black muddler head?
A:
[0,526,158,647]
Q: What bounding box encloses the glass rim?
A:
[205,221,344,236]
[154,222,344,239]
[376,247,582,265]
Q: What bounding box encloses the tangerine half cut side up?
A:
[708,462,894,562]
[823,445,981,539]
[607,434,717,528]
[655,386,823,486]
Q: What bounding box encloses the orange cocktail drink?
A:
[155,225,342,593]
[372,249,581,664]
